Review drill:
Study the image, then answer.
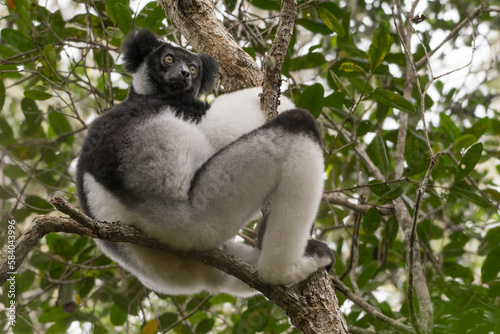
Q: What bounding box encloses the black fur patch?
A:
[263,108,322,147]
[305,239,335,272]
[199,54,219,95]
[77,93,211,214]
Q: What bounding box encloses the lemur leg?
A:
[189,109,332,285]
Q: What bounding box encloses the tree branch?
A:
[260,0,297,120]
[391,2,434,332]
[331,276,415,333]
[322,193,394,216]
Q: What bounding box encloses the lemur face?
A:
[145,44,202,97]
[122,30,218,98]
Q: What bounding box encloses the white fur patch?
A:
[132,62,155,95]
[198,87,296,150]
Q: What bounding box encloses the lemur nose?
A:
[181,70,191,79]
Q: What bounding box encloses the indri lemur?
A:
[77,30,333,297]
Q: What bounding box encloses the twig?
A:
[322,193,394,216]
[260,0,297,119]
[414,3,487,69]
[331,276,416,333]
[162,296,211,332]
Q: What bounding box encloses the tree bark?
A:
[260,0,297,120]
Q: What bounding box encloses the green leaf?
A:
[481,249,500,283]
[24,89,53,101]
[367,134,390,177]
[115,3,133,34]
[340,62,366,74]
[137,5,166,32]
[0,185,15,199]
[25,195,53,213]
[12,317,34,334]
[110,304,127,326]
[365,88,416,113]
[317,7,345,37]
[439,112,460,141]
[356,120,372,136]
[369,180,391,196]
[1,28,35,52]
[290,53,326,71]
[443,262,473,282]
[384,216,398,244]
[46,233,69,257]
[48,109,73,142]
[42,44,58,80]
[455,142,483,181]
[158,313,178,328]
[363,207,381,234]
[357,261,378,289]
[4,165,27,178]
[249,0,280,10]
[368,21,391,71]
[40,306,71,323]
[329,70,349,97]
[404,134,431,176]
[22,98,42,128]
[195,318,215,334]
[233,301,272,333]
[450,186,493,208]
[105,0,119,23]
[454,134,477,152]
[295,83,324,118]
[376,186,404,204]
[296,19,333,35]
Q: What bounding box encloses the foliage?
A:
[1,0,500,333]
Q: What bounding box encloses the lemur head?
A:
[122,30,219,98]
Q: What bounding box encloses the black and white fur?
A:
[77,30,333,297]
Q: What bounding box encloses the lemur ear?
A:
[122,30,164,73]
[199,54,219,95]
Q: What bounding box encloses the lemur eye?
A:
[164,55,174,64]
[189,66,197,74]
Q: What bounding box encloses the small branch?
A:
[391,2,433,333]
[414,3,487,69]
[322,193,394,216]
[260,0,297,120]
[162,295,211,333]
[332,276,416,334]
[407,153,440,332]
